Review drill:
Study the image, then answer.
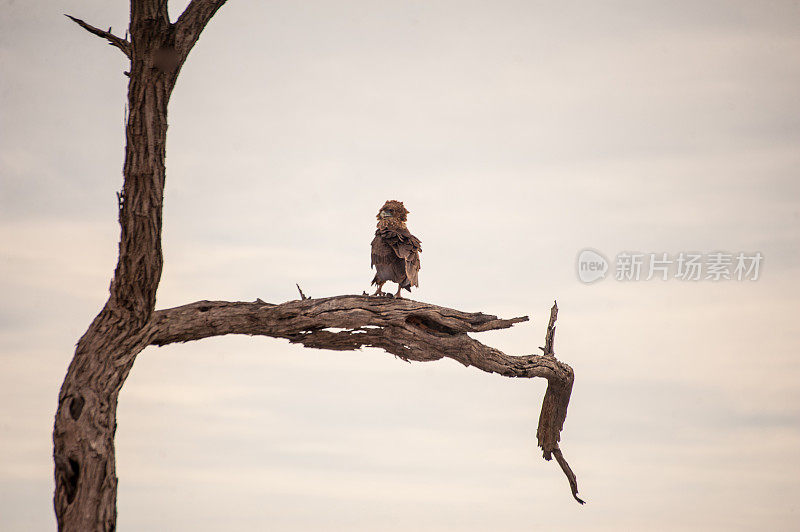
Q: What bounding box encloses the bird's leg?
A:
[394,285,403,299]
[372,281,385,296]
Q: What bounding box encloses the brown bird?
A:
[371,200,422,298]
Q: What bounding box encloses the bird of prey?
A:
[371,200,422,298]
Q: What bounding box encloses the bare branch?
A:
[146,295,582,502]
[65,15,131,58]
[534,301,584,504]
[296,283,308,300]
[553,449,585,504]
[148,296,529,352]
[174,0,228,61]
[540,300,558,357]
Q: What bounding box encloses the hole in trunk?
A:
[65,458,80,504]
[69,395,85,421]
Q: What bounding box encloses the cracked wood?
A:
[146,295,583,503]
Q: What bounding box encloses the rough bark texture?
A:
[54,2,226,530]
[54,1,582,530]
[145,296,581,502]
[149,296,541,374]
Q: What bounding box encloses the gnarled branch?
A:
[65,15,132,58]
[146,295,583,503]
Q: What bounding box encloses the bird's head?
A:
[377,200,409,222]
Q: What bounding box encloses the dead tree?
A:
[54,1,582,530]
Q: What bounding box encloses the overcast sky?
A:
[2,1,799,530]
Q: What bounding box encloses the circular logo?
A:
[576,249,608,283]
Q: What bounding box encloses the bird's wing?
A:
[371,232,395,269]
[407,232,422,287]
[374,227,422,288]
[404,250,421,287]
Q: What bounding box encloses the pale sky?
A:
[2,1,799,530]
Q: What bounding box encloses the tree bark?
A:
[149,296,583,504]
[54,2,226,530]
[55,2,582,530]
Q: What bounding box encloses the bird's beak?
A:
[379,210,391,218]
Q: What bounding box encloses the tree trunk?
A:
[54,2,226,530]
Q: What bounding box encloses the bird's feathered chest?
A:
[371,226,422,266]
